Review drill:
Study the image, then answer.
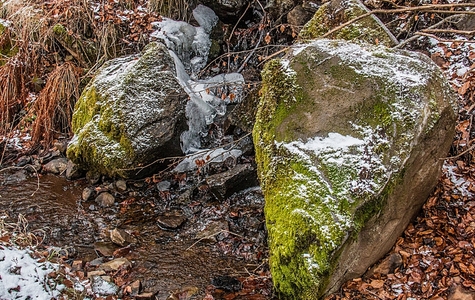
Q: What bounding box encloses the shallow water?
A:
[0,171,270,299]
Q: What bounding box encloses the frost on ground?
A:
[0,246,63,299]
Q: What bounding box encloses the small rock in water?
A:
[94,242,118,257]
[91,275,119,296]
[95,192,115,207]
[195,220,229,243]
[99,257,132,272]
[115,179,127,192]
[206,164,258,200]
[43,157,68,174]
[156,210,187,230]
[82,187,94,201]
[211,275,242,292]
[110,228,136,247]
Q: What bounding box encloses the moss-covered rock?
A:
[253,39,457,299]
[67,42,187,178]
[299,0,397,46]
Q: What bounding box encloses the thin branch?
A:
[322,4,475,39]
[441,144,475,160]
[420,28,475,35]
[394,14,463,49]
[413,31,475,43]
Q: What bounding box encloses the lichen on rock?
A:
[67,42,187,178]
[299,0,397,46]
[253,39,457,298]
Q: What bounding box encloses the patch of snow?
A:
[173,148,242,173]
[0,18,12,27]
[292,40,431,87]
[444,162,473,197]
[0,246,63,299]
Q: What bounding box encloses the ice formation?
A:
[151,5,245,169]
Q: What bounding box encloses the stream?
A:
[0,169,273,299]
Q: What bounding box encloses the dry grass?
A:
[31,62,81,147]
[148,0,194,21]
[0,53,30,134]
[0,213,45,248]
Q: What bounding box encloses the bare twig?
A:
[413,32,475,43]
[394,14,463,49]
[420,28,475,35]
[322,4,475,39]
[441,144,475,160]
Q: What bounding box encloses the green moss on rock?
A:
[254,40,457,298]
[299,0,396,46]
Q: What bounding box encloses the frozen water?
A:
[193,4,219,34]
[173,148,243,173]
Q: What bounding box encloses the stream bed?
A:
[0,168,273,299]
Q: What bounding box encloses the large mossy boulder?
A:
[67,42,187,178]
[253,39,457,299]
[299,0,397,46]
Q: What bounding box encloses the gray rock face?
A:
[67,42,187,178]
[253,40,457,298]
[200,0,250,20]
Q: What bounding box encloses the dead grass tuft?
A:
[0,53,30,134]
[31,62,81,147]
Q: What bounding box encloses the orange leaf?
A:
[280,25,286,33]
[458,81,471,95]
[370,279,384,289]
[264,33,271,45]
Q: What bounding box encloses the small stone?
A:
[211,276,242,292]
[287,5,316,27]
[86,171,101,184]
[115,180,127,192]
[54,140,68,154]
[94,242,118,257]
[110,228,136,247]
[129,280,141,295]
[88,257,105,267]
[365,253,403,277]
[43,157,68,174]
[16,156,31,167]
[91,275,119,296]
[99,257,132,272]
[156,180,171,191]
[82,187,94,201]
[66,160,83,180]
[95,192,115,207]
[135,292,157,300]
[206,164,258,200]
[71,260,83,271]
[87,270,106,278]
[195,220,229,243]
[157,210,187,230]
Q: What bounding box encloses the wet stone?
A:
[129,280,141,295]
[43,157,68,174]
[211,275,242,292]
[94,242,118,257]
[82,187,94,201]
[115,179,127,192]
[195,220,229,243]
[16,156,31,167]
[86,171,101,184]
[110,228,136,247]
[91,275,119,296]
[366,252,403,277]
[99,257,132,272]
[157,210,187,230]
[88,257,105,267]
[95,192,115,207]
[65,160,83,180]
[206,163,258,200]
[156,180,171,192]
[87,270,106,278]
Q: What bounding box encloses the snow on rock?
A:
[254,39,457,299]
[0,246,63,299]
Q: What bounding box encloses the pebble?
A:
[115,179,127,192]
[82,187,94,201]
[156,210,187,230]
[95,192,115,207]
[99,257,132,272]
[110,228,136,247]
[42,157,68,174]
